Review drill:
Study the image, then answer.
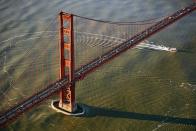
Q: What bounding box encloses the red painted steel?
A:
[59,12,76,112]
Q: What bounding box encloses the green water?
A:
[1,0,196,130]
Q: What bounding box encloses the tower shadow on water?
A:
[81,104,196,126]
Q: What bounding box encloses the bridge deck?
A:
[0,2,195,127]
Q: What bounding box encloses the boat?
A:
[168,47,177,52]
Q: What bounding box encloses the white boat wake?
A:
[0,31,177,53]
[136,40,177,52]
[75,32,177,52]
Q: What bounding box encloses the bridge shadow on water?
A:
[81,104,196,126]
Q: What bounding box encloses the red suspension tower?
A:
[59,12,76,112]
[51,12,84,115]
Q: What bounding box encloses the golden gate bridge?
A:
[0,2,196,127]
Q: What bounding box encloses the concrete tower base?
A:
[51,100,85,116]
